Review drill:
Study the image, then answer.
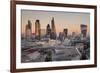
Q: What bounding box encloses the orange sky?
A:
[21,10,90,35]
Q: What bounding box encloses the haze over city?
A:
[21,10,90,35]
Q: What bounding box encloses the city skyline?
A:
[21,10,90,35]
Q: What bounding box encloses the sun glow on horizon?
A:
[21,10,90,36]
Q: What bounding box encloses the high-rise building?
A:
[46,24,52,39]
[35,20,41,40]
[51,17,56,39]
[63,28,68,38]
[25,20,32,40]
[80,24,87,37]
[46,24,51,35]
[51,17,56,33]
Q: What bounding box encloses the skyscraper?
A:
[46,24,51,35]
[35,20,41,40]
[51,17,56,33]
[80,24,87,37]
[25,20,32,40]
[51,17,56,39]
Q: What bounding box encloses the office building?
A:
[51,17,56,39]
[51,17,56,33]
[46,24,51,35]
[35,20,41,40]
[25,20,32,40]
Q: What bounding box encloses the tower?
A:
[25,20,32,40]
[35,20,41,40]
[51,17,56,39]
[80,24,87,37]
[46,24,51,35]
[51,17,56,33]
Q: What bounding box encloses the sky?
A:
[21,10,90,35]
